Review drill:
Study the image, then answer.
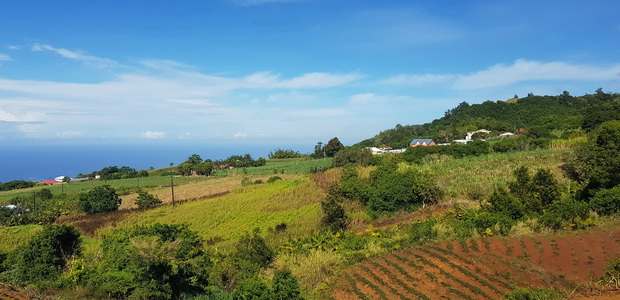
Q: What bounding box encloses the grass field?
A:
[0,175,209,203]
[212,157,333,177]
[0,225,43,253]
[96,177,326,248]
[426,149,572,202]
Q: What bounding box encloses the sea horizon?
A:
[0,142,314,183]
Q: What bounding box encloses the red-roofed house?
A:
[41,180,61,185]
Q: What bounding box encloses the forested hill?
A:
[356,89,620,148]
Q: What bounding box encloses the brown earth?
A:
[333,227,620,299]
[0,283,29,300]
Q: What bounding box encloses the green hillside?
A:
[357,90,620,148]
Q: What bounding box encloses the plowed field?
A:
[334,228,620,299]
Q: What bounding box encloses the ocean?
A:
[0,143,312,183]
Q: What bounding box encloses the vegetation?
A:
[269,149,305,159]
[0,180,36,191]
[135,189,162,208]
[78,185,121,214]
[0,224,81,288]
[3,91,620,299]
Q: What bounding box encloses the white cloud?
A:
[244,72,362,89]
[381,59,620,91]
[453,59,620,90]
[7,45,20,50]
[233,132,248,138]
[0,54,11,61]
[165,99,218,106]
[141,131,166,139]
[56,131,84,139]
[32,43,118,68]
[0,109,20,122]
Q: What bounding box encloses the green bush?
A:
[462,210,514,235]
[599,257,620,287]
[0,224,81,288]
[233,232,274,269]
[541,198,590,229]
[502,287,565,300]
[590,186,620,216]
[332,147,372,167]
[272,269,303,300]
[486,188,525,220]
[231,277,272,300]
[267,176,282,183]
[135,190,162,208]
[78,185,121,214]
[93,223,210,299]
[409,218,437,244]
[321,194,349,231]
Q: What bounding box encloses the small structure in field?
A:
[41,179,61,185]
[410,139,436,147]
[499,132,515,137]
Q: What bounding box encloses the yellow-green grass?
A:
[98,177,325,248]
[426,148,572,201]
[0,175,209,204]
[0,225,43,253]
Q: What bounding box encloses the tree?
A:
[1,224,81,288]
[324,137,344,157]
[564,120,620,197]
[78,185,121,214]
[95,223,209,299]
[272,269,303,300]
[135,190,162,208]
[321,194,348,231]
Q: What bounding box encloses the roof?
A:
[410,139,434,144]
[41,179,61,185]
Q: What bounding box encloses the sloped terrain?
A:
[334,228,620,299]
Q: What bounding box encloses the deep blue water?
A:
[0,143,312,183]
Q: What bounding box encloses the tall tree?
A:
[324,137,344,157]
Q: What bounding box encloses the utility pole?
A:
[169,162,175,206]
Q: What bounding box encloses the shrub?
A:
[590,186,620,216]
[541,198,590,229]
[233,232,275,269]
[94,223,210,299]
[272,269,303,300]
[231,277,273,300]
[332,148,372,167]
[502,287,565,300]
[409,219,437,244]
[321,195,348,231]
[599,257,620,287]
[0,224,81,288]
[78,185,121,214]
[135,190,162,208]
[462,210,515,236]
[267,176,282,183]
[486,188,525,220]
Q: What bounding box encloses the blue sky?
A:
[1,0,619,146]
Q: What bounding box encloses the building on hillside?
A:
[41,179,61,185]
[410,139,436,147]
[499,132,515,137]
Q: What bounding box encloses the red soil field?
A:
[334,227,620,299]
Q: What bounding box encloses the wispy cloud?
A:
[0,54,11,61]
[453,59,620,90]
[31,43,118,68]
[141,131,166,139]
[7,45,20,50]
[383,59,620,90]
[244,72,362,89]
